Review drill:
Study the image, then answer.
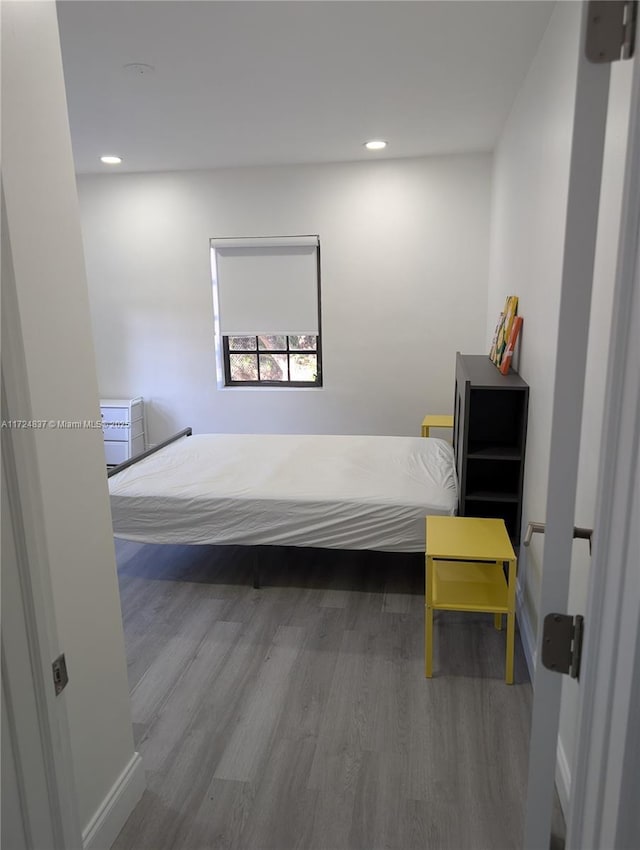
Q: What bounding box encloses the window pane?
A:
[288,334,316,351]
[230,353,258,380]
[290,353,317,382]
[228,336,256,351]
[259,353,288,381]
[258,335,286,351]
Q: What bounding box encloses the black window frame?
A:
[217,236,323,388]
[222,334,323,387]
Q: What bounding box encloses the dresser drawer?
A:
[102,424,130,442]
[101,405,135,442]
[101,406,129,425]
[104,441,129,466]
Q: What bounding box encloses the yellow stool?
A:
[425,516,517,684]
[421,414,454,438]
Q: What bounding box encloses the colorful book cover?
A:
[494,316,507,364]
[489,313,504,362]
[503,295,519,338]
[500,315,523,375]
[491,297,510,363]
[495,295,519,367]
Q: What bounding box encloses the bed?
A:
[108,430,458,582]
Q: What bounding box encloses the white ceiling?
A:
[57,1,554,175]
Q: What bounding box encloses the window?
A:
[211,235,322,387]
[224,334,319,385]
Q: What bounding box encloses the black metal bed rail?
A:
[107,427,193,478]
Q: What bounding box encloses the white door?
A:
[524,4,639,848]
[1,421,82,850]
[2,451,58,849]
[1,188,82,850]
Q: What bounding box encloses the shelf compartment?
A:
[465,458,521,498]
[464,491,519,503]
[467,442,522,460]
[430,560,509,612]
[468,388,527,449]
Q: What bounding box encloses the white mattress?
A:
[108,433,458,553]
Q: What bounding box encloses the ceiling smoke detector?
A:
[123,63,155,78]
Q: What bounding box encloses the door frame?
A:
[567,44,640,850]
[523,2,640,846]
[523,3,612,844]
[524,3,639,846]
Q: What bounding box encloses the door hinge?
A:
[541,614,584,679]
[586,1,637,63]
[52,653,69,696]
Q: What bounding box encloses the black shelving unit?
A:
[453,353,529,544]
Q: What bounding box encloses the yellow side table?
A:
[421,414,454,438]
[425,516,517,684]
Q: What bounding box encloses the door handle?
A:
[523,522,593,553]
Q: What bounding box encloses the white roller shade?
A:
[212,236,320,336]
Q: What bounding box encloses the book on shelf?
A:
[489,295,519,367]
[496,296,518,366]
[500,316,524,374]
[489,313,504,363]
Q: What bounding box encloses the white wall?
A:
[78,155,491,442]
[2,2,143,844]
[487,0,634,816]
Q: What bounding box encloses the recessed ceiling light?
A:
[100,155,122,165]
[364,140,387,151]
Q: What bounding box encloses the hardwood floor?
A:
[112,540,560,850]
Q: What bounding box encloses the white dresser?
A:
[100,397,145,466]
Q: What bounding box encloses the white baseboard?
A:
[516,581,537,680]
[83,752,146,850]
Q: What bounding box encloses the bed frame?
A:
[106,426,281,586]
[107,427,192,478]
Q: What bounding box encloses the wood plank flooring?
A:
[111,540,563,850]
